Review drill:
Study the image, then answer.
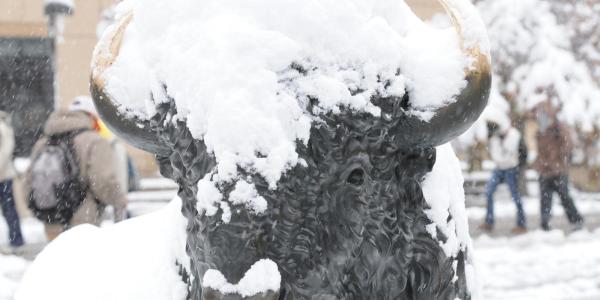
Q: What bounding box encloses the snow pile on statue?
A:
[17,0,491,299]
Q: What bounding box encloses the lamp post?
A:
[43,0,74,108]
[44,0,75,42]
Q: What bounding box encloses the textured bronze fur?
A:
[150,89,470,299]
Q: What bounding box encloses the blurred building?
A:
[0,0,157,174]
[1,0,113,108]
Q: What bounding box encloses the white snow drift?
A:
[15,199,189,300]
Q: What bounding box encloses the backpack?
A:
[28,130,89,225]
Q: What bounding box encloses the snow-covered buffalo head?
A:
[90,0,490,299]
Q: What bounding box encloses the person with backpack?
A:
[479,118,527,234]
[26,98,128,241]
[0,110,25,250]
[69,96,135,195]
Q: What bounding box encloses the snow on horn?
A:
[90,11,170,156]
[394,0,492,148]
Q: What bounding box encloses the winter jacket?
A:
[489,127,521,170]
[534,123,573,177]
[25,111,127,227]
[0,111,17,182]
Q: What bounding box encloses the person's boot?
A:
[541,223,551,232]
[478,223,493,232]
[572,220,584,232]
[511,226,527,234]
[0,244,25,256]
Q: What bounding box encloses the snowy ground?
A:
[0,218,41,300]
[0,255,28,300]
[469,183,600,299]
[475,229,600,300]
[1,179,600,299]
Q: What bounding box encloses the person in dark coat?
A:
[533,102,584,231]
[0,110,25,250]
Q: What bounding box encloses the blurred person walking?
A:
[69,96,136,194]
[480,119,527,233]
[71,96,138,216]
[26,97,128,241]
[533,102,584,231]
[0,110,25,250]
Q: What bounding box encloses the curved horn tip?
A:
[396,0,492,148]
[436,0,491,61]
[90,12,170,156]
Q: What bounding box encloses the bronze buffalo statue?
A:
[90,0,491,299]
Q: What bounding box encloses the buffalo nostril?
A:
[202,259,281,300]
[346,168,365,186]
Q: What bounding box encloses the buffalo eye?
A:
[346,168,365,186]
